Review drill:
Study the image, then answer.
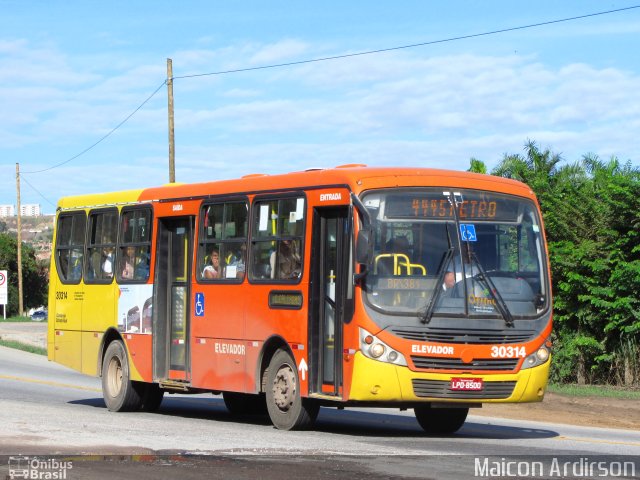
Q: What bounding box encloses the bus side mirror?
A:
[355,230,370,265]
[351,192,372,282]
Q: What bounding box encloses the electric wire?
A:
[174,5,640,80]
[22,80,167,175]
[19,174,56,208]
[20,4,640,178]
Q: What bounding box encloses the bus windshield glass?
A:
[361,188,549,322]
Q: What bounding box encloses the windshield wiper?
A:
[419,247,454,325]
[470,252,514,328]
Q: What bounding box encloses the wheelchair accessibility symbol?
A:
[195,292,205,316]
[459,224,477,242]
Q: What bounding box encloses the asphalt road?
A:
[0,346,638,479]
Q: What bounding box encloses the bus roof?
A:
[56,165,535,210]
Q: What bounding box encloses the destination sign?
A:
[384,191,521,222]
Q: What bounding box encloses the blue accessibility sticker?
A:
[459,224,477,242]
[195,292,205,316]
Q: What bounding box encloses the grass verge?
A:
[549,383,640,400]
[0,316,33,322]
[0,338,47,356]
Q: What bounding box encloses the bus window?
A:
[198,200,248,281]
[363,188,548,320]
[117,207,152,283]
[55,211,87,284]
[85,208,118,283]
[250,196,304,281]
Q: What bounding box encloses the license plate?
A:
[450,377,483,391]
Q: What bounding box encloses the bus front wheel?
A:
[102,340,143,412]
[414,406,468,434]
[265,349,319,430]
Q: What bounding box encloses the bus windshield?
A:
[361,188,549,322]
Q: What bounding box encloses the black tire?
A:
[101,340,144,412]
[223,392,268,415]
[139,382,164,412]
[265,349,319,430]
[414,406,468,434]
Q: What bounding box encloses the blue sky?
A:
[1,1,639,213]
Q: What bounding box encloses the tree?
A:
[467,158,487,174]
[0,233,48,316]
[491,142,640,386]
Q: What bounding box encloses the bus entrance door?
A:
[153,217,194,383]
[310,207,349,397]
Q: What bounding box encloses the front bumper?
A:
[347,352,550,404]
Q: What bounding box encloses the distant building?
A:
[20,204,42,217]
[0,205,15,217]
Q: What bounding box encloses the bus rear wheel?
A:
[414,406,468,434]
[140,383,164,412]
[102,340,143,412]
[265,350,319,430]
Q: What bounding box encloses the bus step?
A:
[159,380,191,391]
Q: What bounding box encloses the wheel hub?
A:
[107,356,123,397]
[272,364,296,411]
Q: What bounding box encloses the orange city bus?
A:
[48,165,552,432]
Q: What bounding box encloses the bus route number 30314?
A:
[491,346,526,358]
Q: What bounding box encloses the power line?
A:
[21,4,639,176]
[174,5,640,80]
[20,174,56,208]
[23,80,167,175]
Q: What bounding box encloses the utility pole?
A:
[15,163,24,316]
[167,58,176,183]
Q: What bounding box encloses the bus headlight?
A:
[370,343,385,358]
[521,340,551,370]
[359,328,407,366]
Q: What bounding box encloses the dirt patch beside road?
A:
[475,391,640,431]
[1,322,638,431]
[0,322,46,348]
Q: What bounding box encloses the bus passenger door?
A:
[309,207,349,397]
[153,217,194,382]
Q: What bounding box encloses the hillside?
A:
[0,215,55,262]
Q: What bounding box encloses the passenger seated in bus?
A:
[87,249,102,280]
[69,249,83,281]
[102,246,114,278]
[224,243,246,279]
[134,250,150,279]
[270,239,301,279]
[121,246,136,279]
[120,246,149,280]
[202,248,220,279]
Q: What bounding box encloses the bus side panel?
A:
[243,283,309,395]
[191,340,247,392]
[51,283,83,372]
[81,332,102,377]
[244,340,263,393]
[52,330,82,372]
[191,284,246,391]
[340,317,361,401]
[47,266,59,361]
[81,284,117,376]
[122,333,152,382]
